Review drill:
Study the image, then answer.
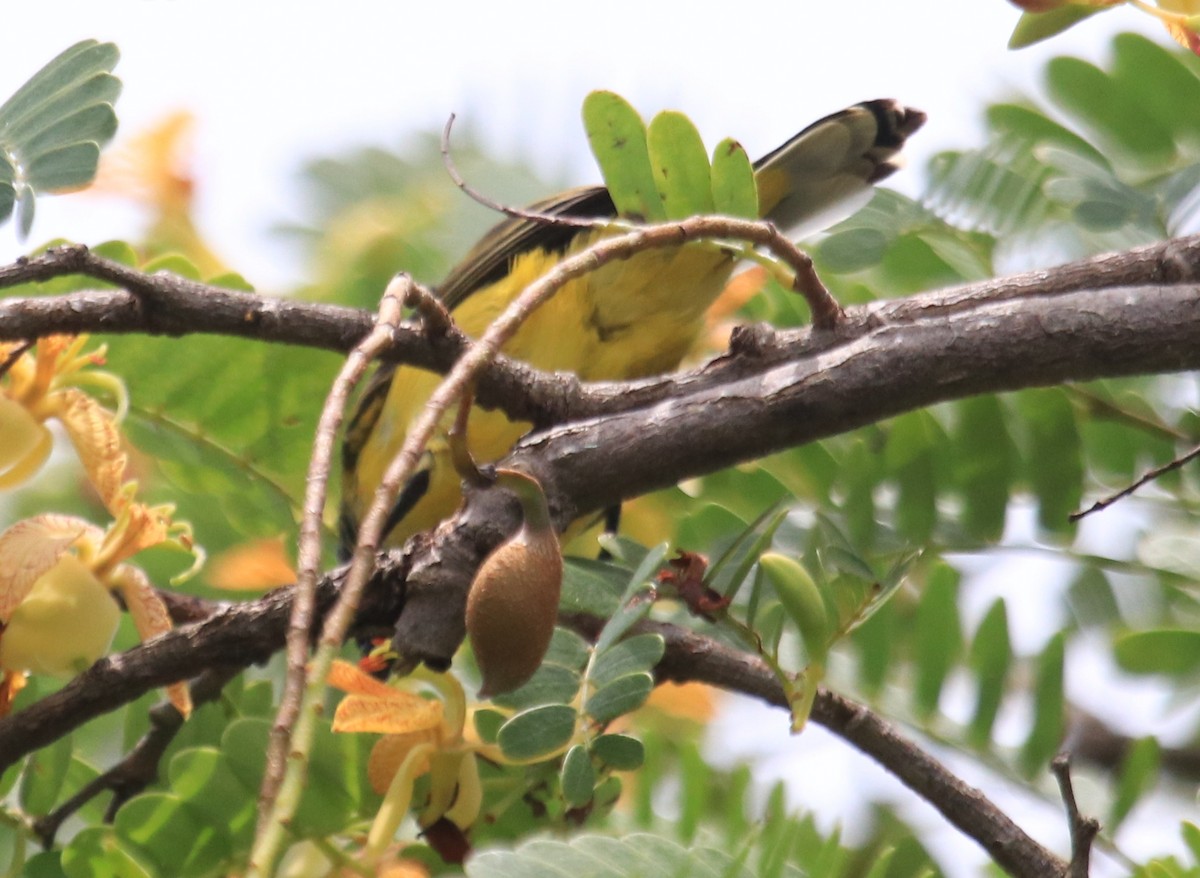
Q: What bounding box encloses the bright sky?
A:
[1,3,1190,875]
[0,1,1165,288]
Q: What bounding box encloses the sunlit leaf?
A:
[646,110,713,219]
[710,137,758,218]
[582,90,662,220]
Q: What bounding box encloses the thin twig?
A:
[1052,754,1101,878]
[248,277,406,874]
[1071,440,1200,521]
[31,665,239,847]
[440,114,600,230]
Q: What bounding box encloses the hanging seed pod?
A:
[466,469,563,698]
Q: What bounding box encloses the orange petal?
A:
[328,658,401,698]
[206,537,296,591]
[333,691,442,735]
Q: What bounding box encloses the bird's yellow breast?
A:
[345,234,735,543]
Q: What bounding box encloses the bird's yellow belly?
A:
[348,236,734,544]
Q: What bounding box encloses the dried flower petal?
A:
[57,388,127,513]
[111,564,192,718]
[0,515,92,620]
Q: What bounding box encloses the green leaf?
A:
[560,557,627,617]
[582,90,663,220]
[710,137,758,218]
[1114,629,1200,676]
[647,110,713,219]
[953,395,1016,542]
[473,708,506,745]
[677,741,707,844]
[62,828,154,878]
[20,733,73,816]
[885,411,940,543]
[590,734,644,771]
[560,745,596,808]
[590,633,665,688]
[114,792,231,877]
[967,599,1011,749]
[166,747,256,850]
[593,543,668,654]
[585,672,654,724]
[544,626,592,671]
[1020,633,1065,777]
[1110,736,1160,831]
[913,564,962,720]
[466,833,755,878]
[0,40,120,234]
[19,851,67,878]
[852,597,897,698]
[490,662,582,711]
[1007,7,1106,49]
[497,704,577,762]
[1045,56,1176,170]
[1112,34,1200,149]
[1021,389,1083,536]
[816,227,890,274]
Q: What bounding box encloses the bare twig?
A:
[250,278,406,873]
[440,114,600,230]
[31,666,240,847]
[1071,440,1200,521]
[1052,754,1101,878]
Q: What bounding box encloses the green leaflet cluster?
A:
[582,91,758,222]
[0,41,120,238]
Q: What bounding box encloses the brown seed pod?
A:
[466,469,563,698]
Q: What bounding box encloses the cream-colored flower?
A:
[0,336,129,513]
[0,505,198,718]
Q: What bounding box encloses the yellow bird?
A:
[340,100,926,552]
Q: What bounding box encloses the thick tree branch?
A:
[3,235,1200,429]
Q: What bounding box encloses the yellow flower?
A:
[0,504,199,718]
[329,660,484,866]
[0,336,129,513]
